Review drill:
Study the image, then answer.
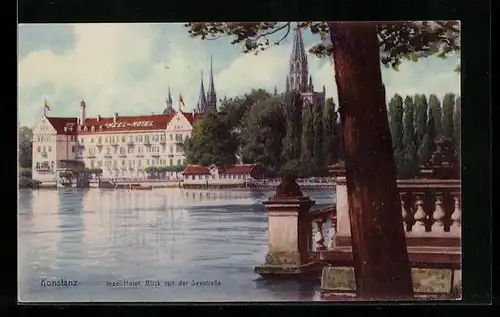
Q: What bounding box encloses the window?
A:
[37,146,41,153]
[191,175,195,180]
[169,134,173,141]
[145,135,149,142]
[72,146,75,153]
[138,160,142,167]
[170,146,173,153]
[43,146,46,153]
[98,137,102,144]
[177,159,181,166]
[122,136,126,142]
[169,159,173,166]
[48,146,52,152]
[98,161,102,167]
[80,138,84,143]
[146,159,150,165]
[183,159,186,165]
[90,160,95,168]
[121,160,125,166]
[106,147,110,154]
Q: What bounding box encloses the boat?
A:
[130,184,153,190]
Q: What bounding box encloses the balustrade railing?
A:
[309,205,337,252]
[397,179,461,237]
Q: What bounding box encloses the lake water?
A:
[18,188,335,302]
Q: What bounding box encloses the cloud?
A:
[18,23,461,128]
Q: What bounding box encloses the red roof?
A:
[183,165,210,175]
[181,111,202,126]
[222,164,257,174]
[46,117,78,135]
[46,111,199,135]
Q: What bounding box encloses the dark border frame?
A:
[11,0,492,313]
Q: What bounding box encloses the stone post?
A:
[263,196,315,266]
[328,161,350,248]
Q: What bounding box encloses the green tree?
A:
[186,20,460,299]
[414,94,428,151]
[240,99,286,173]
[429,94,443,137]
[388,94,404,150]
[454,96,461,156]
[184,111,238,167]
[281,91,303,169]
[323,98,340,166]
[442,93,456,142]
[300,104,315,177]
[418,100,437,165]
[219,88,273,129]
[19,126,33,169]
[312,104,326,175]
[400,96,419,178]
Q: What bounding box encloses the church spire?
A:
[206,55,217,110]
[167,86,173,107]
[197,71,207,113]
[163,86,175,115]
[309,75,313,92]
[288,24,308,92]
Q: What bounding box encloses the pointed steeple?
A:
[309,75,314,92]
[206,55,217,110]
[288,24,308,92]
[167,86,173,107]
[322,85,326,97]
[163,86,175,115]
[197,71,207,113]
[274,86,278,97]
[286,76,290,93]
[290,24,307,63]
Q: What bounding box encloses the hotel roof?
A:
[46,111,200,135]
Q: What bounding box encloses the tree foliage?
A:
[389,94,404,151]
[442,92,456,141]
[300,104,315,177]
[186,21,460,72]
[239,98,286,173]
[184,111,238,167]
[19,126,33,168]
[429,94,443,137]
[414,94,428,148]
[323,98,340,166]
[281,91,303,166]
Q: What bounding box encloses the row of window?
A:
[34,161,54,170]
[74,145,182,155]
[36,145,51,153]
[90,158,186,169]
[79,133,187,144]
[185,174,246,180]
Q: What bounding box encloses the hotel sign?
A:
[104,121,154,128]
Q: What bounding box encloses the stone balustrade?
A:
[328,162,461,250]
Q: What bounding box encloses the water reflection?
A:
[18,188,335,302]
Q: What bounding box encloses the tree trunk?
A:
[328,22,414,299]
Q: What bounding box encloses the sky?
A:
[18,23,461,128]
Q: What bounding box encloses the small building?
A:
[182,164,264,188]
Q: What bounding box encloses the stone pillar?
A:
[263,195,315,266]
[329,161,350,248]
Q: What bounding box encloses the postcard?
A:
[18,21,461,302]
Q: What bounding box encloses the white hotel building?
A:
[31,59,219,185]
[31,101,201,184]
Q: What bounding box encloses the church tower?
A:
[284,24,325,106]
[163,86,175,115]
[205,55,217,110]
[288,26,309,93]
[196,71,207,113]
